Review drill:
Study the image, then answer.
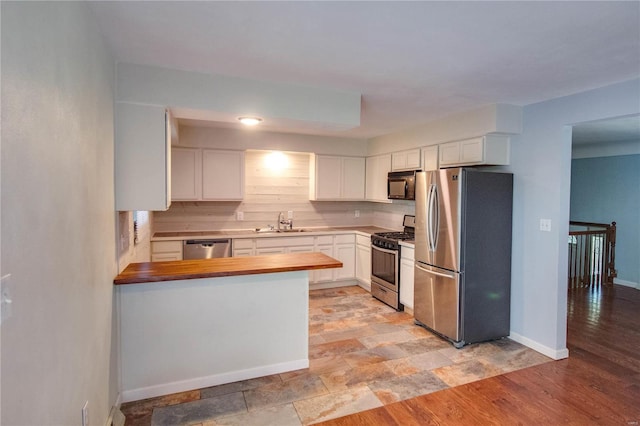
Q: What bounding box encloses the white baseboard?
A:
[357,281,371,292]
[614,278,639,289]
[309,279,358,291]
[121,358,308,403]
[508,332,569,360]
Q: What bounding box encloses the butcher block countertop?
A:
[114,252,342,285]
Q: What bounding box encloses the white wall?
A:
[117,62,361,132]
[505,78,640,358]
[368,103,522,155]
[1,2,118,424]
[572,138,640,159]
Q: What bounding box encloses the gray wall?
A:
[1,2,118,424]
[570,154,640,286]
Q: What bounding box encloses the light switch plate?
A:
[287,211,293,219]
[540,219,552,232]
[236,211,244,221]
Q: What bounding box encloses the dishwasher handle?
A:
[184,239,229,246]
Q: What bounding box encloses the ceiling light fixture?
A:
[238,116,263,126]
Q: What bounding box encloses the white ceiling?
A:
[89,1,640,139]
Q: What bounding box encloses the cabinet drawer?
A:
[233,249,254,257]
[256,236,315,248]
[151,253,182,262]
[316,235,334,245]
[335,234,355,244]
[233,239,254,249]
[356,234,370,246]
[151,241,182,254]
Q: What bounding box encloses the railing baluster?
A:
[568,221,616,290]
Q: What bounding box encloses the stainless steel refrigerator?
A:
[414,168,513,348]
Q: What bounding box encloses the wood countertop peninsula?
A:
[114,252,342,285]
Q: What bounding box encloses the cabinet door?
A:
[341,157,366,200]
[171,148,202,200]
[406,149,422,169]
[313,245,334,283]
[365,154,391,202]
[391,153,406,171]
[460,137,484,164]
[355,244,371,285]
[400,258,415,309]
[439,141,460,166]
[392,149,421,171]
[315,156,343,199]
[422,146,439,171]
[202,150,245,200]
[115,103,170,211]
[335,244,356,280]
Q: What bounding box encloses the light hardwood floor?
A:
[317,285,640,425]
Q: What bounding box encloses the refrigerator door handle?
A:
[427,183,439,252]
[415,263,455,279]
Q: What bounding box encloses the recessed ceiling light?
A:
[238,116,263,126]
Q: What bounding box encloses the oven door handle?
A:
[371,245,398,255]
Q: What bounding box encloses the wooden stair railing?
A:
[568,221,616,289]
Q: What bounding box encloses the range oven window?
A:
[371,246,397,286]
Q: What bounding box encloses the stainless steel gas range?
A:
[371,215,415,311]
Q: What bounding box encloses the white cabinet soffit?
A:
[116,62,361,131]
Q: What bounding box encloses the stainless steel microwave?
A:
[388,170,417,200]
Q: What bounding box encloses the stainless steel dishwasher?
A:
[183,239,232,259]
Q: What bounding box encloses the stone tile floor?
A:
[121,286,551,425]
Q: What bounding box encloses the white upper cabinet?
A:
[391,149,421,171]
[202,150,245,200]
[171,148,202,201]
[171,148,244,201]
[365,154,392,203]
[309,154,365,201]
[439,134,510,167]
[115,103,172,211]
[342,157,366,200]
[421,146,439,171]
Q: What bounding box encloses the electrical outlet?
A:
[355,210,360,218]
[539,218,552,232]
[236,211,244,221]
[1,274,13,324]
[287,211,294,219]
[82,401,89,426]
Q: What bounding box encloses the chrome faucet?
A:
[277,212,293,231]
[277,212,284,231]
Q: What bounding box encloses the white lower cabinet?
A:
[232,234,357,284]
[399,245,415,310]
[151,241,183,262]
[355,234,371,287]
[334,234,356,281]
